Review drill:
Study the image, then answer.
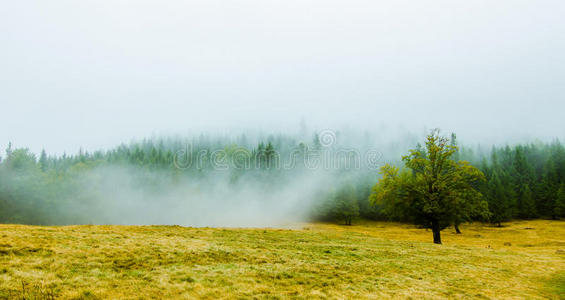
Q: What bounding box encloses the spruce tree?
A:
[520,184,537,219]
[39,150,48,172]
[513,147,535,218]
[487,170,511,226]
[555,183,565,219]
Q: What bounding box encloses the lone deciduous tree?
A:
[370,130,488,244]
[334,184,359,226]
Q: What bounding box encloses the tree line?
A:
[0,131,564,227]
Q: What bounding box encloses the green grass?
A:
[548,272,565,299]
[0,220,564,299]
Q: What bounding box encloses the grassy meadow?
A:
[0,220,564,299]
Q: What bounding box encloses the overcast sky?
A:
[1,0,564,154]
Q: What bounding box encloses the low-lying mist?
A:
[65,166,337,227]
[4,127,559,227]
[1,128,420,227]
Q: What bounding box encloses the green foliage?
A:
[2,130,565,226]
[370,130,487,243]
[486,170,512,225]
[311,182,365,225]
[5,148,37,171]
[369,165,413,222]
[555,184,565,218]
[0,134,377,225]
[519,184,536,219]
[333,184,359,225]
[472,140,565,222]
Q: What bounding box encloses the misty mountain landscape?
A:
[1,1,564,299]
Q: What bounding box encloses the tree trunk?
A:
[455,223,461,234]
[432,219,442,244]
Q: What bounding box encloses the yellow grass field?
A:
[1,220,564,299]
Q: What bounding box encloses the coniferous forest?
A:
[3,1,565,298]
[1,131,564,227]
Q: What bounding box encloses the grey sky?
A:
[1,0,564,155]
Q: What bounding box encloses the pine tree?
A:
[264,142,277,169]
[39,150,48,172]
[554,183,565,219]
[520,184,537,219]
[538,156,559,217]
[255,143,265,169]
[513,147,535,218]
[487,170,512,226]
[450,133,460,162]
[5,142,13,157]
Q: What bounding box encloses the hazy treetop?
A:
[1,0,564,154]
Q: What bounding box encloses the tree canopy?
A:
[370,130,488,244]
